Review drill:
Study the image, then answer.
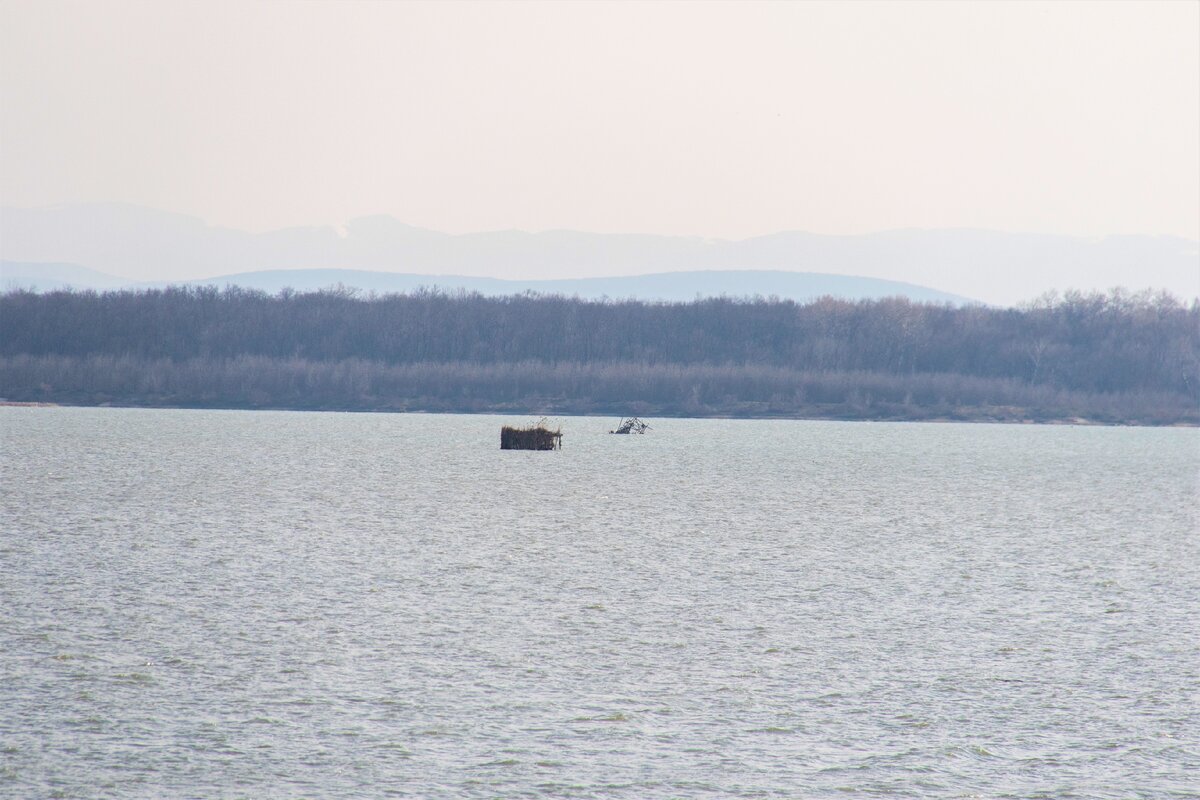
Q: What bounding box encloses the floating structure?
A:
[500,420,563,450]
[610,417,650,434]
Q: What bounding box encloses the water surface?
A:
[2,408,1198,798]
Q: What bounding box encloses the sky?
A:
[1,0,1198,251]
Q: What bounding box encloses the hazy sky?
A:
[2,0,1198,243]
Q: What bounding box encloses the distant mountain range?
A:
[2,203,1197,305]
[0,262,972,304]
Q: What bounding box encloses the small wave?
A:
[944,744,998,760]
[571,712,629,722]
[112,672,154,685]
[376,743,412,755]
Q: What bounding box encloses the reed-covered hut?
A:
[500,420,563,450]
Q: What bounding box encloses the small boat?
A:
[610,417,649,434]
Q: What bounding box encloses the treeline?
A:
[1,287,1197,423]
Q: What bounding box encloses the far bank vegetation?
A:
[0,287,1196,425]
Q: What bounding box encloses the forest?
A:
[1,286,1196,424]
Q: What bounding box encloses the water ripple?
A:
[1,408,1197,798]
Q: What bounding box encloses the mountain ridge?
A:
[0,262,974,305]
[2,202,1197,305]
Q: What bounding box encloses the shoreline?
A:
[4,399,1195,428]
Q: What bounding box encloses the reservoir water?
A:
[2,407,1198,798]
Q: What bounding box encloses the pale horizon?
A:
[4,199,1198,305]
[8,199,1200,245]
[2,0,1198,269]
[8,198,1200,243]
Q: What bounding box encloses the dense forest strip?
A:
[1,287,1197,424]
[1,354,1193,424]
